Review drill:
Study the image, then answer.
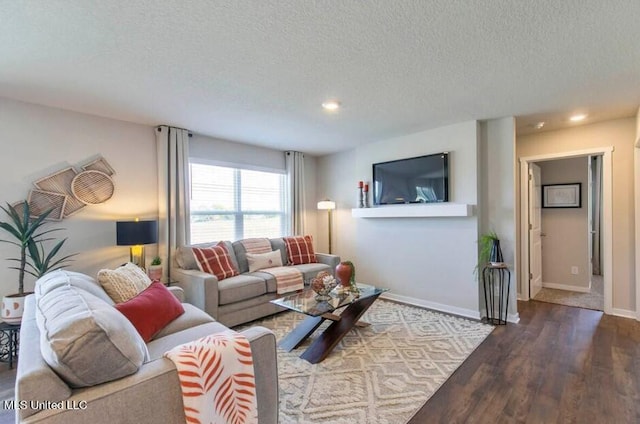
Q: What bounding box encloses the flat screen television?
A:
[372,152,449,205]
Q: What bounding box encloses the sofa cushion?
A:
[36,269,115,305]
[247,250,283,272]
[35,281,148,388]
[176,240,238,271]
[153,303,215,339]
[146,321,231,361]
[115,282,185,342]
[218,274,267,305]
[269,238,289,266]
[283,235,318,265]
[193,243,240,281]
[97,263,152,303]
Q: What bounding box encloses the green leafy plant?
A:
[479,231,499,265]
[26,237,75,279]
[0,201,75,295]
[475,231,500,275]
[151,256,162,266]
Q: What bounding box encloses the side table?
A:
[482,264,511,325]
[0,321,20,369]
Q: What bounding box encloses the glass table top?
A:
[271,284,388,317]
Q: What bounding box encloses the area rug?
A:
[238,300,494,424]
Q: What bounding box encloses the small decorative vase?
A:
[358,187,364,208]
[335,261,356,294]
[489,239,504,266]
[1,294,29,324]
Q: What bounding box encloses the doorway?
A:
[527,156,603,310]
[519,147,613,314]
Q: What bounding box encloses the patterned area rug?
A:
[238,300,493,424]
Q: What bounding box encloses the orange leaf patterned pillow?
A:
[283,235,317,265]
[192,243,239,281]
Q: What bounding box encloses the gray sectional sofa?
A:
[173,237,340,327]
[15,270,278,424]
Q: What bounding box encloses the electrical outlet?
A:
[571,266,579,275]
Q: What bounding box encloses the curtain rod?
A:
[156,125,193,137]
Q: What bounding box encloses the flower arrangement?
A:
[310,271,338,300]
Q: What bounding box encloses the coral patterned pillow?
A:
[283,235,317,265]
[192,243,239,281]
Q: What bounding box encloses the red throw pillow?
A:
[283,235,317,265]
[115,282,185,342]
[192,243,239,280]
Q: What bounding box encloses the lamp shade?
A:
[116,220,158,246]
[317,200,336,210]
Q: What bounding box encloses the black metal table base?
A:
[0,322,20,369]
[482,265,511,325]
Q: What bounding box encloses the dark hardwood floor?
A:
[409,300,640,424]
[1,300,639,423]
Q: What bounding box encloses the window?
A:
[190,163,287,243]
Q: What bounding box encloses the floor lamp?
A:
[317,200,336,254]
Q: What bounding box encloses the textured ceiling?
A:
[1,1,638,155]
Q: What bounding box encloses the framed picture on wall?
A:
[542,183,581,208]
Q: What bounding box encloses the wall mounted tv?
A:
[372,152,449,205]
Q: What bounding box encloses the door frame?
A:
[519,147,613,314]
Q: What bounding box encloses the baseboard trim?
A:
[542,282,591,293]
[381,292,481,321]
[610,308,636,319]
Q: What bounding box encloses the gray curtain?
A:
[156,126,191,280]
[285,151,306,235]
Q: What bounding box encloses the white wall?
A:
[538,157,590,290]
[318,121,482,318]
[517,117,636,312]
[0,98,157,298]
[478,117,517,318]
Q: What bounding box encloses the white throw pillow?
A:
[246,250,283,272]
[97,263,151,303]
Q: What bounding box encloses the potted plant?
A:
[335,260,359,295]
[478,231,504,269]
[0,201,75,324]
[147,255,163,282]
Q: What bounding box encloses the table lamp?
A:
[317,200,336,254]
[116,219,158,269]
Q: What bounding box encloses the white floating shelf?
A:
[351,203,474,218]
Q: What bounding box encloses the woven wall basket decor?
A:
[71,170,115,205]
[34,167,86,217]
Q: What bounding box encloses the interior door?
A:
[529,163,543,299]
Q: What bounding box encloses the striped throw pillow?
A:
[192,243,239,281]
[283,235,317,265]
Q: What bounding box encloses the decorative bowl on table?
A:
[310,271,338,301]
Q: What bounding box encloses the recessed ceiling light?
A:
[569,114,587,122]
[321,100,341,111]
[534,122,545,129]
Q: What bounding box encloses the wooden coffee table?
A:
[271,284,388,363]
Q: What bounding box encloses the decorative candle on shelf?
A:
[364,183,370,208]
[358,181,364,208]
